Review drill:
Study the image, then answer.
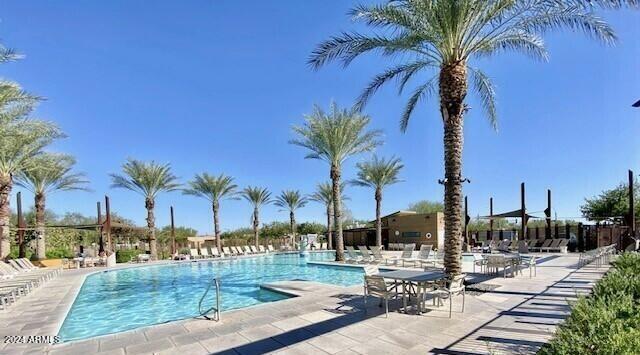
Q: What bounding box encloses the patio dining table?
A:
[376,270,446,314]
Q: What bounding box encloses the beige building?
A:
[343,211,444,250]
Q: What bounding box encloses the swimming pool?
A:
[58,252,364,341]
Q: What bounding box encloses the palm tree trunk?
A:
[440,62,468,277]
[145,198,157,259]
[331,164,344,261]
[253,207,260,247]
[326,204,333,250]
[213,201,221,251]
[0,173,12,259]
[35,193,46,260]
[290,211,296,244]
[375,188,382,247]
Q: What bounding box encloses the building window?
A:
[401,231,421,238]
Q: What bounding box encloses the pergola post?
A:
[170,206,176,256]
[489,197,493,240]
[545,190,552,239]
[464,196,470,249]
[97,202,104,254]
[104,196,112,251]
[520,183,526,241]
[629,170,635,246]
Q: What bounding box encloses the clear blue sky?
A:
[2,1,639,234]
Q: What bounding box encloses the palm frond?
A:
[110,159,181,199]
[400,76,438,133]
[274,190,308,212]
[469,67,498,131]
[352,155,404,190]
[183,173,238,203]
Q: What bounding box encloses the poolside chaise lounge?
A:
[222,246,232,256]
[200,248,211,259]
[210,247,222,258]
[402,245,432,268]
[357,246,374,263]
[6,260,56,281]
[230,246,242,255]
[267,245,275,252]
[243,246,253,254]
[250,245,260,254]
[258,245,266,253]
[384,244,415,266]
[190,249,201,259]
[369,246,387,264]
[530,239,553,252]
[541,239,562,252]
[345,246,364,263]
[11,259,60,279]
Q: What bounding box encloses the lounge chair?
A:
[320,242,327,250]
[345,246,363,263]
[517,240,529,253]
[531,239,552,252]
[6,261,53,281]
[369,246,387,264]
[243,246,253,254]
[189,249,201,259]
[357,246,374,263]
[384,244,415,266]
[267,245,275,252]
[250,245,259,254]
[11,259,58,279]
[222,247,232,256]
[210,247,221,258]
[542,239,562,252]
[200,248,211,259]
[404,245,433,268]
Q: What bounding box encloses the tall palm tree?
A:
[310,1,617,275]
[291,102,382,261]
[308,181,348,250]
[0,82,61,258]
[274,190,308,244]
[183,173,238,251]
[16,153,89,259]
[110,159,180,259]
[241,186,272,247]
[351,155,403,247]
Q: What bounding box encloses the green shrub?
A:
[115,249,144,263]
[539,252,640,354]
[45,248,74,259]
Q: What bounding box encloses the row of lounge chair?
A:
[475,238,568,253]
[0,258,61,310]
[346,244,444,268]
[189,245,275,259]
[578,244,616,268]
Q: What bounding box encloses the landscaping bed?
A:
[539,252,640,354]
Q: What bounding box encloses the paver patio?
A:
[0,253,608,355]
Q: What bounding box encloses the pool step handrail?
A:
[198,277,221,321]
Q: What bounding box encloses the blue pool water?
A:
[58,252,364,341]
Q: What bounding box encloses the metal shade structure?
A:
[633,99,640,108]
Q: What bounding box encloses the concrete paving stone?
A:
[272,328,316,346]
[378,328,430,349]
[211,321,245,336]
[96,348,126,355]
[125,338,174,354]
[144,323,188,340]
[271,342,329,355]
[337,324,384,342]
[201,332,250,353]
[349,338,406,355]
[171,328,218,345]
[233,337,285,355]
[299,310,339,323]
[307,333,360,354]
[157,342,209,355]
[239,324,285,341]
[272,317,313,331]
[241,315,279,327]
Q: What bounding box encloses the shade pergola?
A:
[480,209,538,221]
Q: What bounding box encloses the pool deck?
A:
[0,253,609,355]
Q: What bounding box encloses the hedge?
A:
[115,249,144,263]
[539,252,640,354]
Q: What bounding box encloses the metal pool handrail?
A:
[198,277,221,321]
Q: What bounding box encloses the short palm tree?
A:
[110,159,180,258]
[308,181,348,250]
[274,190,308,243]
[241,186,272,247]
[0,81,61,257]
[351,155,403,247]
[183,173,238,251]
[16,153,89,259]
[310,0,617,275]
[291,102,382,261]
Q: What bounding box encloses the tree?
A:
[407,200,444,214]
[308,181,348,250]
[351,155,403,246]
[291,102,382,261]
[240,186,272,247]
[274,190,308,243]
[110,159,180,259]
[0,81,62,257]
[183,173,238,251]
[15,153,89,259]
[310,1,616,275]
[581,182,640,221]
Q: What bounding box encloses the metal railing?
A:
[198,277,221,321]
